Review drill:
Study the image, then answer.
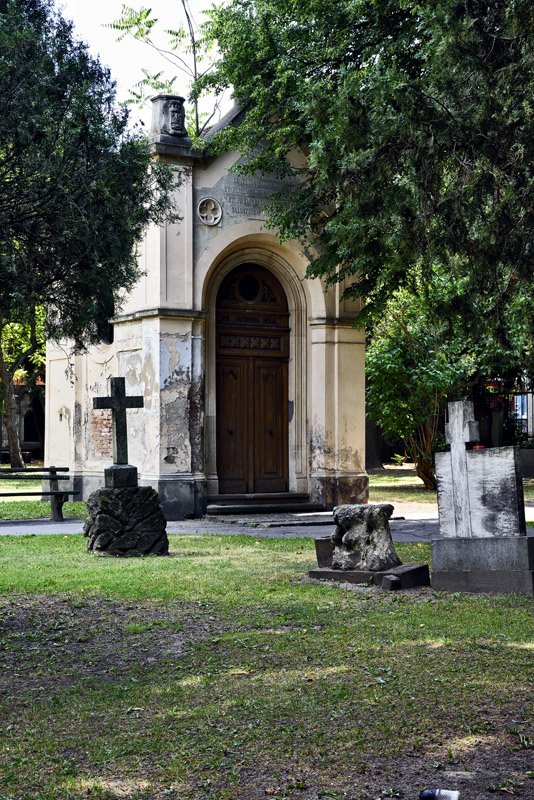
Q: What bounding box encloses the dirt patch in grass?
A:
[1,592,533,800]
[0,595,225,699]
[222,750,531,800]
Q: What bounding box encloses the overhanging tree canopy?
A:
[0,0,177,465]
[196,0,534,371]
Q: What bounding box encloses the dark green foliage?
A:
[197,0,534,372]
[0,0,177,348]
[0,0,176,464]
[366,281,472,486]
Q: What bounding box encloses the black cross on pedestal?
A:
[93,377,144,466]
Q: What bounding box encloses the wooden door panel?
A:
[254,361,288,493]
[216,359,248,493]
[216,265,289,495]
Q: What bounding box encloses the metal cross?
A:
[93,377,143,465]
[445,400,480,538]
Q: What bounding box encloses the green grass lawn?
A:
[0,534,532,800]
[368,466,534,506]
[0,466,88,520]
[0,498,87,520]
[368,467,439,504]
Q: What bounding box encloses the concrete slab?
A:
[432,536,534,571]
[431,568,534,595]
[203,507,439,527]
[309,563,430,589]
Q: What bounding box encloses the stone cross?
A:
[93,377,143,466]
[444,400,480,538]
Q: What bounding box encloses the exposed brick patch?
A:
[91,409,113,457]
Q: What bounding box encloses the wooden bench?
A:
[0,466,79,521]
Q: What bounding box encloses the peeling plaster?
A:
[161,392,191,471]
[310,420,362,472]
[188,377,204,474]
[309,421,333,471]
[158,332,205,474]
[336,446,362,472]
[160,334,192,390]
[58,406,72,432]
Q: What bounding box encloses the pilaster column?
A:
[309,319,368,508]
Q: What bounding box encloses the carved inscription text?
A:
[224,176,292,218]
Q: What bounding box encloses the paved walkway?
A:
[0,513,440,543]
[1,509,532,542]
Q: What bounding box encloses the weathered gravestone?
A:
[309,504,430,589]
[83,378,169,557]
[433,400,534,594]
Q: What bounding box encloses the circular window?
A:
[238,274,260,301]
[197,197,222,226]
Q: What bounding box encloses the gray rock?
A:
[331,504,401,571]
[84,486,169,557]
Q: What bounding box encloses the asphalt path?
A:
[1,514,532,541]
[0,515,440,542]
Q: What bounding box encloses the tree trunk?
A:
[415,457,436,490]
[31,390,45,445]
[408,422,437,490]
[365,416,383,470]
[0,348,25,468]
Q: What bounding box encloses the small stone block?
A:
[382,574,402,591]
[314,536,334,567]
[105,464,138,488]
[309,563,430,589]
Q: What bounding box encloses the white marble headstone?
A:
[435,401,526,538]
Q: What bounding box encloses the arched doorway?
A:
[216,264,289,494]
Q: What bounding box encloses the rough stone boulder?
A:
[331,503,401,571]
[84,487,169,557]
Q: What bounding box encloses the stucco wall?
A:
[45,134,368,517]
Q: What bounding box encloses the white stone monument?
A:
[433,400,534,594]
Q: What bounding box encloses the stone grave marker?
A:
[309,503,430,590]
[93,376,143,488]
[84,377,169,557]
[432,400,534,594]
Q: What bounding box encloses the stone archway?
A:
[203,246,309,500]
[215,264,289,494]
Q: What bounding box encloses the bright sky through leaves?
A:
[59,0,220,128]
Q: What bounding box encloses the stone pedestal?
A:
[84,486,169,557]
[309,504,430,590]
[309,563,430,590]
[432,536,534,595]
[105,464,138,488]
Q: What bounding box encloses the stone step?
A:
[208,492,311,503]
[206,492,323,516]
[205,501,324,516]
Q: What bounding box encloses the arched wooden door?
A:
[216,265,289,494]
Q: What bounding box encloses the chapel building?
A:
[45,96,368,518]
